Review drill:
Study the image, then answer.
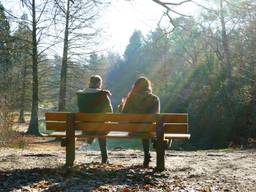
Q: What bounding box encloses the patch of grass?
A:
[0,104,29,149]
[0,132,29,149]
[8,134,29,149]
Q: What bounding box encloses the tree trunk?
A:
[58,0,71,112]
[18,62,27,123]
[27,0,40,135]
[220,0,231,79]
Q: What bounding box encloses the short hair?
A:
[89,75,102,88]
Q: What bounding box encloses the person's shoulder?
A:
[147,93,160,104]
[100,89,112,96]
[149,93,159,101]
[76,89,86,95]
[76,88,111,96]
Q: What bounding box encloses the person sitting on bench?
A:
[77,75,113,163]
[119,76,160,167]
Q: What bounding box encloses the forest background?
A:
[0,0,256,149]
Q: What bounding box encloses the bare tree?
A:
[54,0,106,111]
[57,0,72,111]
[21,0,51,135]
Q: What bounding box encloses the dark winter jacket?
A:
[121,92,160,136]
[77,88,113,137]
[121,92,160,114]
[77,88,113,113]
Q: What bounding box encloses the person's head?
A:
[89,75,102,89]
[131,76,152,94]
[119,76,152,112]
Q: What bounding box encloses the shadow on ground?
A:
[0,162,171,191]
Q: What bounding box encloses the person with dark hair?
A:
[77,75,113,163]
[119,76,160,167]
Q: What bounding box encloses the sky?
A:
[99,0,165,54]
[3,0,204,56]
[99,0,202,54]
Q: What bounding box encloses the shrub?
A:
[0,97,28,148]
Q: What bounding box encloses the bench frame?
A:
[45,112,190,171]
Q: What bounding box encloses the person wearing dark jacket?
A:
[77,75,113,163]
[119,76,160,167]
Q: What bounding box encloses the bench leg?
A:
[66,137,75,166]
[66,113,75,167]
[156,122,165,172]
[156,139,165,171]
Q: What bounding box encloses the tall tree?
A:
[20,0,51,135]
[58,0,72,111]
[12,14,33,123]
[28,0,39,134]
[55,0,106,111]
[0,3,12,104]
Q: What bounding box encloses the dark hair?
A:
[89,75,102,88]
[131,76,152,94]
[119,76,152,112]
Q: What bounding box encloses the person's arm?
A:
[121,98,133,113]
[151,96,160,114]
[100,90,113,113]
[105,95,113,113]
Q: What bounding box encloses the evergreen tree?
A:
[0,3,12,102]
[12,14,33,123]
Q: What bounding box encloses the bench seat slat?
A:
[43,131,154,139]
[46,122,189,133]
[164,133,191,140]
[42,132,66,137]
[43,132,190,140]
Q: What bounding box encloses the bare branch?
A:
[152,0,192,25]
[152,0,191,6]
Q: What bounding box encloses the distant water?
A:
[79,137,143,151]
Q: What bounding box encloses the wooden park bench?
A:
[44,112,190,171]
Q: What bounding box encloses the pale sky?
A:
[99,0,202,54]
[99,0,165,54]
[97,0,207,54]
[3,0,204,56]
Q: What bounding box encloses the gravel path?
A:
[0,139,255,192]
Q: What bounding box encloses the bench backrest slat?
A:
[164,123,188,134]
[76,113,155,122]
[46,122,66,131]
[77,123,155,132]
[45,112,68,121]
[45,112,188,122]
[76,113,187,123]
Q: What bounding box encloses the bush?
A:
[0,97,28,148]
[0,98,15,145]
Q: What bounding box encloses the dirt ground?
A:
[0,137,255,192]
